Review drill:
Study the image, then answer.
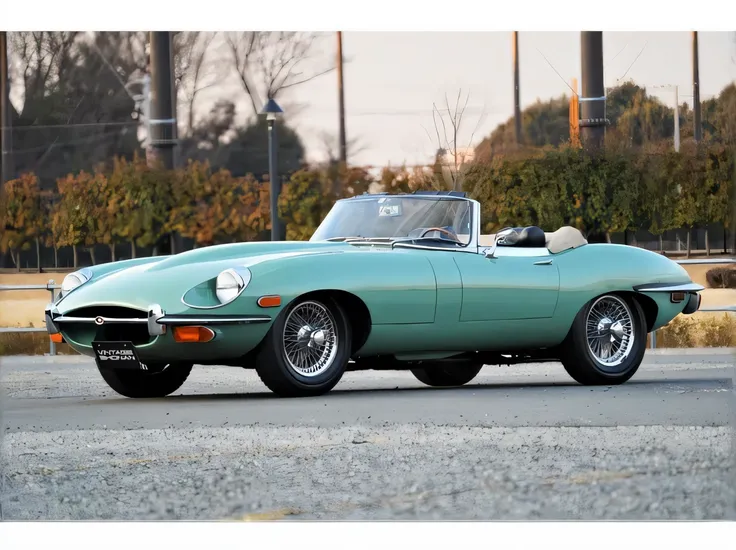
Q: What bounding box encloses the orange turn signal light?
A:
[257,295,282,308]
[671,292,686,303]
[172,326,215,343]
[50,333,64,344]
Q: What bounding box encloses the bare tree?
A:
[173,32,228,137]
[422,89,487,191]
[318,130,366,165]
[224,32,336,117]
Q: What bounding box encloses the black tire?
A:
[97,362,193,398]
[559,293,647,386]
[255,295,352,397]
[411,362,483,387]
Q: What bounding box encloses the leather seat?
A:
[497,226,547,248]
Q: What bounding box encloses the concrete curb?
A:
[645,347,736,356]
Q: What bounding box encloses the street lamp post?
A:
[652,84,680,152]
[260,98,284,241]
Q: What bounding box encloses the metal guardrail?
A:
[649,258,736,349]
[0,258,735,355]
[0,280,59,355]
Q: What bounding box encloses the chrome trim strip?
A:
[55,316,148,324]
[158,316,271,325]
[634,282,705,293]
[391,243,478,253]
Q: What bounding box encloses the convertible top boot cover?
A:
[545,226,588,254]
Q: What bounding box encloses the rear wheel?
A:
[255,296,351,397]
[97,362,193,398]
[560,293,646,385]
[411,362,483,387]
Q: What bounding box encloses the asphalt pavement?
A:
[1,350,734,520]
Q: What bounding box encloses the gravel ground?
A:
[1,353,735,521]
[2,424,734,521]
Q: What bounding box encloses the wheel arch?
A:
[614,290,658,333]
[289,289,373,355]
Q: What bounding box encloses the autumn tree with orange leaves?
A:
[1,173,45,271]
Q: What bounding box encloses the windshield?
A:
[310,196,473,246]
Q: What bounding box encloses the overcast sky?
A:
[11,31,733,168]
[194,31,736,168]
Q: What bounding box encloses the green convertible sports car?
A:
[45,191,702,398]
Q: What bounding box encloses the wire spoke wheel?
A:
[282,300,339,377]
[585,295,636,371]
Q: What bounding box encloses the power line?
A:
[0,121,139,131]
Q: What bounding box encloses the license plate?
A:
[92,341,143,370]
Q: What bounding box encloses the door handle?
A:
[534,259,553,265]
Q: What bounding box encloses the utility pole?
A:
[0,31,13,184]
[337,31,347,166]
[692,31,702,142]
[148,32,176,170]
[579,31,606,151]
[512,31,522,145]
[674,86,680,152]
[652,84,680,152]
[148,32,177,255]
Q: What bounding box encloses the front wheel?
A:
[255,296,352,397]
[411,362,483,387]
[97,362,193,398]
[560,293,646,385]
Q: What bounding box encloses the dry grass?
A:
[648,313,736,348]
[0,332,77,356]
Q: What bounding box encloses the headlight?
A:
[60,268,92,296]
[215,268,251,304]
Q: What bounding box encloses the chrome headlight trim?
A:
[60,268,93,297]
[181,267,253,310]
[216,267,251,305]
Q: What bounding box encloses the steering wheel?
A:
[418,227,461,243]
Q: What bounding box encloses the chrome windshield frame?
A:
[311,194,481,253]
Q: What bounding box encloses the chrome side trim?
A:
[157,315,271,325]
[392,243,478,253]
[633,282,705,293]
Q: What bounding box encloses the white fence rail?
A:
[0,280,60,355]
[1,259,735,356]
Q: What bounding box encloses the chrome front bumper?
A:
[44,303,271,337]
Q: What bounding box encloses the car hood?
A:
[54,240,350,313]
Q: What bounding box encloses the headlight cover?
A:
[60,268,93,296]
[215,268,251,305]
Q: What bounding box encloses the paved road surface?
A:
[1,350,734,520]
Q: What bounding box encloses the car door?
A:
[452,248,560,322]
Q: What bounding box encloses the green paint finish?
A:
[452,253,560,321]
[642,292,689,331]
[54,234,700,363]
[67,323,270,363]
